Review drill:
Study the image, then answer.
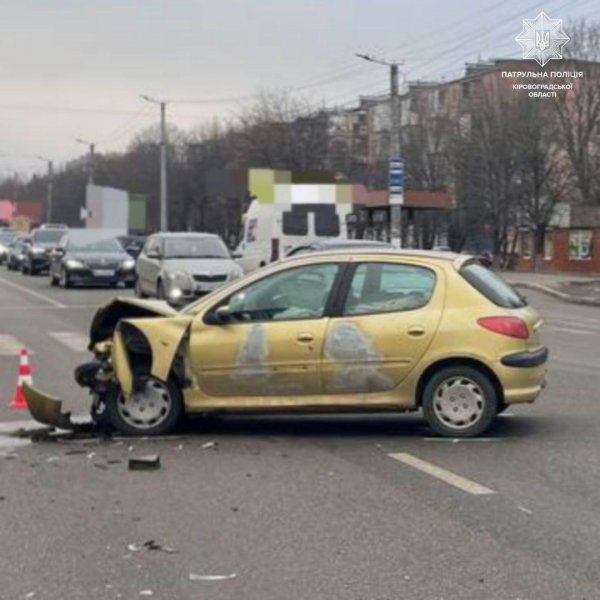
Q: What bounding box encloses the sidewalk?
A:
[502,271,600,306]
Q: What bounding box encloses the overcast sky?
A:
[1,0,597,176]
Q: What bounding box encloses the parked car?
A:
[49,232,136,288]
[0,229,19,265]
[117,234,146,259]
[21,227,68,275]
[135,232,243,305]
[286,239,393,257]
[25,248,548,438]
[6,235,31,271]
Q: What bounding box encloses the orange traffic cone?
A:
[10,348,32,410]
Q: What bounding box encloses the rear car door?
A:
[188,262,342,401]
[322,261,445,395]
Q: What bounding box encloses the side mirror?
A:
[53,247,66,256]
[205,305,233,325]
[146,249,161,259]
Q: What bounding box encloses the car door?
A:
[321,261,444,395]
[137,236,161,295]
[188,262,342,401]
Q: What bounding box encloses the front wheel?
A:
[104,376,183,436]
[422,366,498,438]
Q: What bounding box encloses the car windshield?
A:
[163,237,229,259]
[32,229,65,244]
[69,238,123,252]
[460,261,527,308]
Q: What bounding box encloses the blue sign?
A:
[389,157,404,194]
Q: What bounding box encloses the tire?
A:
[59,268,71,289]
[104,376,183,436]
[49,269,59,286]
[421,365,498,438]
[496,402,510,415]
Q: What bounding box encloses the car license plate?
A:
[93,269,114,277]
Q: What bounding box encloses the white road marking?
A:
[517,505,533,515]
[48,331,89,353]
[0,334,32,355]
[544,325,594,336]
[388,452,496,496]
[422,437,501,442]
[0,277,65,308]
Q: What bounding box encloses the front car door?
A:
[322,260,444,396]
[138,236,161,295]
[187,262,342,405]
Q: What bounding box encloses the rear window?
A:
[460,262,526,308]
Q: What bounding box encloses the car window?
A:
[163,237,229,259]
[343,263,436,316]
[224,263,340,323]
[460,262,526,308]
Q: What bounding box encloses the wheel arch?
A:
[415,357,504,408]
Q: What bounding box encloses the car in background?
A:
[39,223,68,230]
[21,227,68,275]
[49,232,136,288]
[286,239,393,257]
[0,229,19,265]
[135,232,243,305]
[117,234,146,259]
[6,235,31,271]
[25,248,548,437]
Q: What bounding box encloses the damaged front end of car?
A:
[23,297,194,434]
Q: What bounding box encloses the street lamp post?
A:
[75,138,96,185]
[36,156,54,222]
[141,95,168,231]
[355,53,405,247]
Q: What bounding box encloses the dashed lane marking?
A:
[544,325,594,336]
[388,452,496,496]
[48,331,89,353]
[0,277,65,308]
[0,334,32,355]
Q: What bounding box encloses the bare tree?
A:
[553,19,600,204]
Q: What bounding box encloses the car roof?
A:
[281,247,466,265]
[311,239,392,248]
[151,232,219,239]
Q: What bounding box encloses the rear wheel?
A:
[422,366,498,438]
[105,376,183,436]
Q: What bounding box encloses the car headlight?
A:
[228,265,244,281]
[167,270,193,289]
[31,246,45,254]
[121,258,136,270]
[0,245,7,256]
[65,259,84,270]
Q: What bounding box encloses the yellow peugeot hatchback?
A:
[25,250,548,437]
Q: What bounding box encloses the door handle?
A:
[296,332,314,343]
[407,326,426,337]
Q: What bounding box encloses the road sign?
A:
[389,157,404,205]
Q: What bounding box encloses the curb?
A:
[512,282,600,307]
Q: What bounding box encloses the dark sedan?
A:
[22,228,67,274]
[49,236,136,288]
[6,235,31,271]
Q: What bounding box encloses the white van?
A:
[234,197,351,274]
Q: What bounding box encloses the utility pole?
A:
[75,138,96,184]
[355,53,405,247]
[141,95,168,231]
[36,156,54,221]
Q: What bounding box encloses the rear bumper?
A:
[495,347,549,405]
[501,346,549,368]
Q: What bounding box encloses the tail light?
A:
[270,238,280,262]
[477,316,529,339]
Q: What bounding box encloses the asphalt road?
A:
[0,266,599,600]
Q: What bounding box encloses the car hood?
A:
[89,297,178,346]
[68,251,128,262]
[162,257,235,274]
